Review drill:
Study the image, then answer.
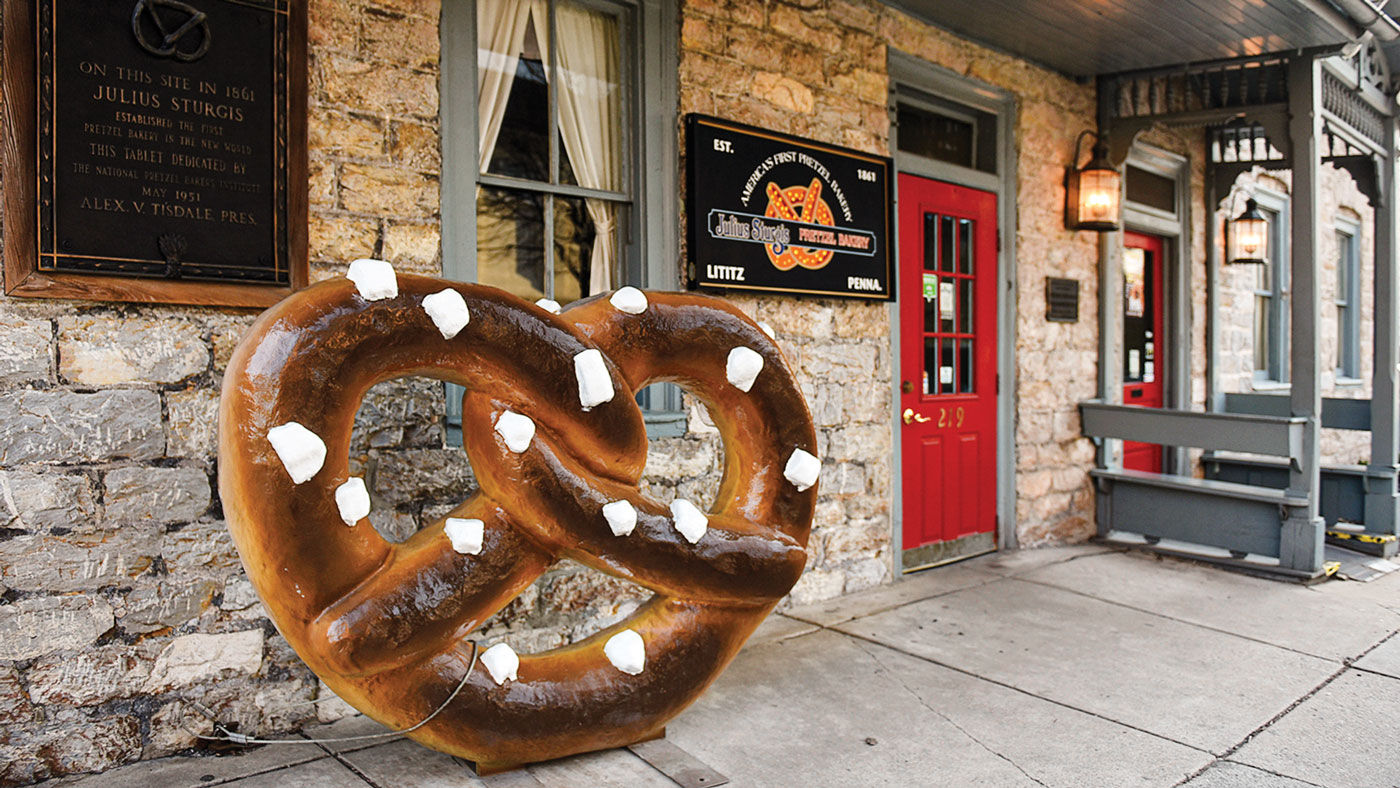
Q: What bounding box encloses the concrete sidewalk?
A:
[47,545,1400,788]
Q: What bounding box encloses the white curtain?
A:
[476,0,545,172]
[555,3,622,295]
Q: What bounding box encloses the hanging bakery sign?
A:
[686,114,894,301]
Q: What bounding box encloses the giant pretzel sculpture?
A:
[218,265,819,769]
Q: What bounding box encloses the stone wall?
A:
[0,0,449,782]
[1214,166,1376,465]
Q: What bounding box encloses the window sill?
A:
[644,410,688,439]
[1334,376,1364,388]
[1251,380,1290,392]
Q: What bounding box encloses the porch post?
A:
[1282,55,1325,573]
[1205,176,1222,413]
[1365,119,1400,550]
[1097,230,1125,471]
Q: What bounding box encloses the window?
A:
[1335,221,1361,380]
[474,0,630,302]
[895,90,998,174]
[441,0,681,438]
[1250,191,1289,384]
[1124,164,1176,215]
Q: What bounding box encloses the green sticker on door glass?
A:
[923,273,938,300]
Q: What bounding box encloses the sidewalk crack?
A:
[855,639,1050,788]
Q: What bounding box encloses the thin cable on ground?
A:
[191,642,479,747]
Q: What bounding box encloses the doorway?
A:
[1122,230,1166,473]
[898,173,998,570]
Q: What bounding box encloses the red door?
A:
[898,174,997,564]
[1122,231,1165,473]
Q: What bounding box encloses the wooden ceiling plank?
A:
[930,0,1179,75]
[888,0,1352,77]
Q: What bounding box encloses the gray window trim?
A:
[1335,215,1362,381]
[440,0,682,442]
[1252,187,1291,386]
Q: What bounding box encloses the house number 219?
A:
[938,406,965,428]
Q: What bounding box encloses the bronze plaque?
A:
[1045,276,1079,323]
[37,0,292,284]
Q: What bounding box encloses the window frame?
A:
[1250,188,1290,386]
[1335,216,1362,382]
[440,0,682,440]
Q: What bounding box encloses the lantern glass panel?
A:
[1229,216,1268,264]
[1077,167,1121,227]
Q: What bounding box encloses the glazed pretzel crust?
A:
[218,275,817,767]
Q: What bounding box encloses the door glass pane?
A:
[923,273,939,333]
[477,186,546,300]
[940,215,955,272]
[958,218,973,274]
[959,340,974,393]
[481,16,549,182]
[941,338,956,394]
[939,277,956,333]
[923,337,938,395]
[959,278,974,334]
[923,213,938,270]
[553,195,597,304]
[1122,247,1148,383]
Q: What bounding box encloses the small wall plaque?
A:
[3,0,307,306]
[1046,277,1079,322]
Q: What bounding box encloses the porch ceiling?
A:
[887,0,1356,77]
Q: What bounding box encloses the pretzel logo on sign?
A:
[764,178,837,271]
[219,266,820,770]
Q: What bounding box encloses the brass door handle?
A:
[902,408,931,424]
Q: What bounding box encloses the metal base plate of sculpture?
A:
[218,261,820,771]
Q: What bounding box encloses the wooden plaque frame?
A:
[1,0,308,307]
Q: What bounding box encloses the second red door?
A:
[1122,231,1165,473]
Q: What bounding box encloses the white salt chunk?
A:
[334,477,370,526]
[604,629,646,675]
[758,321,776,339]
[535,298,562,314]
[267,422,326,484]
[609,286,648,314]
[669,499,708,544]
[783,448,821,492]
[444,517,485,555]
[422,288,471,339]
[726,346,764,392]
[574,348,615,410]
[494,411,535,453]
[602,500,637,536]
[347,258,398,301]
[480,643,519,685]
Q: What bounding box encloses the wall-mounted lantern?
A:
[1226,198,1268,265]
[1065,131,1121,231]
